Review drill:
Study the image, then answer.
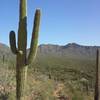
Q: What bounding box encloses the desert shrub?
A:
[72,91,84,100]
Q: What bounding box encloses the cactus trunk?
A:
[9,0,41,99]
[94,49,100,100]
[16,65,28,100]
[17,0,27,99]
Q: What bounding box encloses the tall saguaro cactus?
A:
[94,49,100,100]
[9,0,41,100]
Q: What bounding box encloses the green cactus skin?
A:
[9,0,41,100]
[94,49,100,100]
[9,31,18,54]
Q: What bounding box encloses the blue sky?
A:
[0,0,100,47]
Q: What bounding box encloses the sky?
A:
[0,0,100,47]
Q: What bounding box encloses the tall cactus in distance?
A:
[94,49,100,100]
[9,0,41,100]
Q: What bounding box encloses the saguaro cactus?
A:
[94,49,100,100]
[9,0,41,100]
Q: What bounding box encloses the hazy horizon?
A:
[0,42,100,48]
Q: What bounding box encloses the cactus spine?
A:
[94,49,100,100]
[9,0,41,100]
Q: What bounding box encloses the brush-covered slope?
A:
[0,43,13,62]
[38,43,98,60]
[33,43,98,88]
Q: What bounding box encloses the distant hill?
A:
[0,42,99,60]
[38,43,98,60]
[0,43,13,62]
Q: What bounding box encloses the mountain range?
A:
[0,42,99,61]
[38,43,98,60]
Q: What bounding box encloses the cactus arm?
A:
[27,9,41,64]
[9,31,18,54]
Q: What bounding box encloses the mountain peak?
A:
[67,43,80,46]
[64,43,81,48]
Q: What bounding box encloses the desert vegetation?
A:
[0,49,96,99]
